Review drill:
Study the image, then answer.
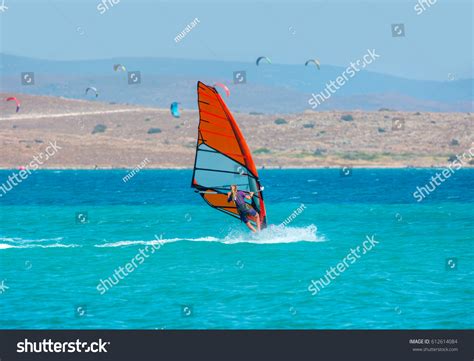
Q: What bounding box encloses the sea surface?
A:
[0,169,472,329]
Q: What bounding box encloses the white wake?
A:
[0,225,324,249]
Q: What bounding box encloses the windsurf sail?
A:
[191,81,267,228]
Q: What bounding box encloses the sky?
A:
[0,0,472,81]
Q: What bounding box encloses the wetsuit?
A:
[227,191,257,223]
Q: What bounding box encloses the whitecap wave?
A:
[0,243,80,249]
[0,236,75,249]
[95,236,220,247]
[0,237,63,243]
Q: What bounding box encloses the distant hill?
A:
[0,93,472,169]
[1,53,472,113]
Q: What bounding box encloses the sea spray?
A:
[223,224,321,244]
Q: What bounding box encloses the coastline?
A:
[1,165,473,170]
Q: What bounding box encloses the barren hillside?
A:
[0,94,472,169]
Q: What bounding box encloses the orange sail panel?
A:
[191,81,267,228]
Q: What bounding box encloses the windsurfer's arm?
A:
[245,192,254,199]
[227,192,232,202]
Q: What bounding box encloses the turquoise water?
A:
[0,169,472,329]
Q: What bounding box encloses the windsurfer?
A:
[227,185,261,232]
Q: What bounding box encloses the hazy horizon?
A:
[2,52,474,83]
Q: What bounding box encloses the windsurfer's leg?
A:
[245,221,257,233]
[255,213,261,231]
[247,210,261,231]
